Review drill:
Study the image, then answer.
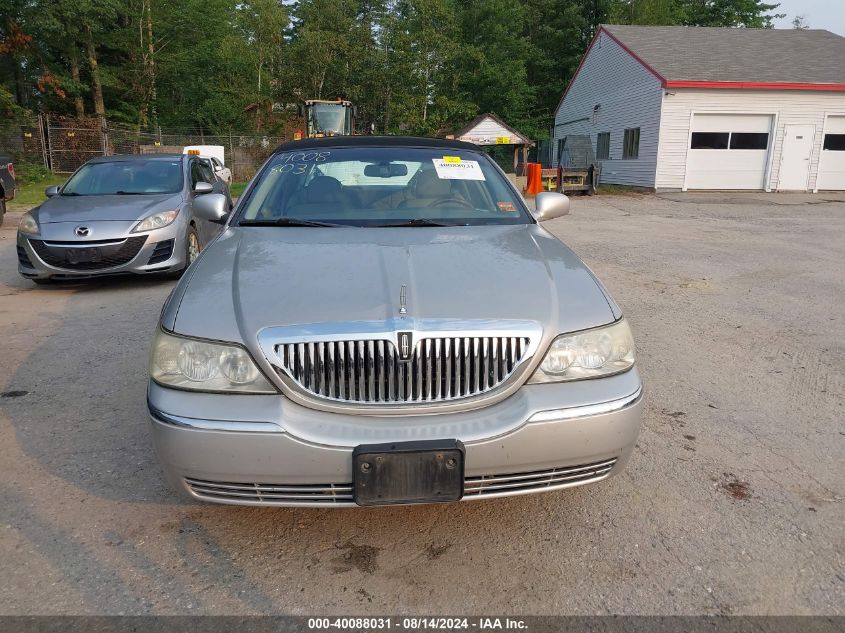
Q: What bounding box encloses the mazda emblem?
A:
[75,226,90,237]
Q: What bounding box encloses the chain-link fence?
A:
[0,115,285,181]
[46,116,106,173]
[0,115,48,167]
[107,122,285,181]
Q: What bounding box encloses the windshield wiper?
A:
[239,217,346,228]
[60,191,81,196]
[114,191,147,195]
[371,218,461,227]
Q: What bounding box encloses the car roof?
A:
[273,135,482,154]
[86,154,185,164]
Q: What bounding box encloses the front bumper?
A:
[17,220,186,280]
[148,369,643,507]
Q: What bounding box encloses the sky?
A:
[772,0,845,35]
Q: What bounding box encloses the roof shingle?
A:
[602,25,845,85]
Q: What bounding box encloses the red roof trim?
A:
[665,80,845,91]
[555,26,667,115]
[599,27,667,85]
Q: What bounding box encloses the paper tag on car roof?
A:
[432,158,485,180]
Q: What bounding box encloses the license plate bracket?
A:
[65,247,101,264]
[353,440,464,506]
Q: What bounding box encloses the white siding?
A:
[655,89,845,191]
[553,32,663,187]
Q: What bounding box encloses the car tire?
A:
[167,225,201,279]
[0,197,5,227]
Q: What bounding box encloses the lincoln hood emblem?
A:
[398,284,407,315]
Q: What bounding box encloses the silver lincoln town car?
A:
[148,136,643,507]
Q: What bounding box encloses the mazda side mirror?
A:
[193,181,214,195]
[193,193,229,224]
[45,185,60,198]
[534,192,570,221]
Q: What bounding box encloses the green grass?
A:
[230,181,248,198]
[12,174,67,207]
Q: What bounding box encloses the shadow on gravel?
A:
[1,273,179,504]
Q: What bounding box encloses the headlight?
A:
[528,319,635,383]
[18,212,39,235]
[150,329,277,393]
[132,209,179,233]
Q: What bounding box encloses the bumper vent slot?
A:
[464,458,617,497]
[29,236,147,271]
[277,336,530,404]
[148,239,175,265]
[185,478,353,504]
[17,245,33,268]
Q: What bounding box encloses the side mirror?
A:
[193,181,214,195]
[534,192,570,222]
[45,185,60,198]
[193,193,229,224]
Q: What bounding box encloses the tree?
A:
[680,0,785,27]
[791,14,809,29]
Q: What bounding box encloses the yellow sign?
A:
[495,136,510,144]
[442,156,462,163]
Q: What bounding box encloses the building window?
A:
[690,132,769,150]
[596,132,610,160]
[691,132,729,149]
[823,134,845,151]
[729,132,769,150]
[623,128,640,159]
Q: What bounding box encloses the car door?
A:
[211,157,231,185]
[201,158,232,207]
[188,158,222,246]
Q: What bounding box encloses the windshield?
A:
[308,105,349,135]
[62,159,183,195]
[237,147,530,227]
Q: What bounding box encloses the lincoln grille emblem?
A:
[397,332,413,362]
[75,226,90,237]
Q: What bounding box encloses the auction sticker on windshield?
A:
[433,157,485,180]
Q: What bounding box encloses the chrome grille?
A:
[277,336,530,404]
[464,458,617,497]
[185,478,353,504]
[183,459,617,506]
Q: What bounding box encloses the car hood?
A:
[32,193,183,223]
[169,225,618,347]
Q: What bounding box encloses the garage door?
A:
[685,114,773,190]
[817,116,845,191]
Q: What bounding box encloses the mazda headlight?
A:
[528,319,635,383]
[150,329,277,393]
[132,209,179,233]
[19,212,39,235]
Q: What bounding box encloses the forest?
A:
[2,0,785,140]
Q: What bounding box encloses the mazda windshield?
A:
[62,159,183,195]
[236,147,531,227]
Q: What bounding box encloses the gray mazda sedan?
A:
[17,154,230,283]
[148,136,643,507]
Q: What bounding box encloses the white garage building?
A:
[552,25,845,191]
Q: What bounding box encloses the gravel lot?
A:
[0,192,842,615]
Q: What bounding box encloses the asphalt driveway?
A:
[0,192,842,615]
